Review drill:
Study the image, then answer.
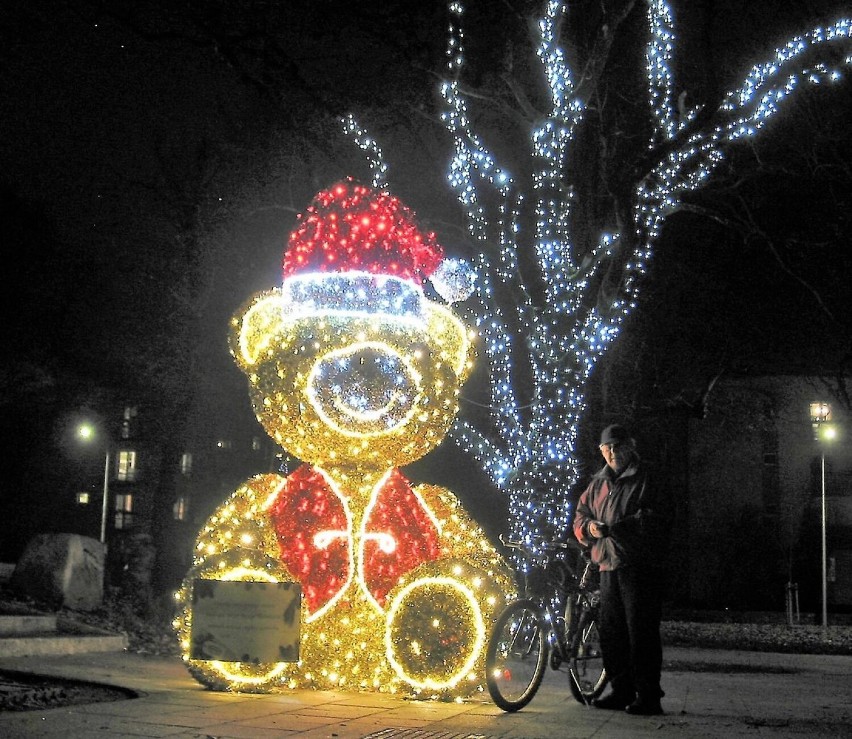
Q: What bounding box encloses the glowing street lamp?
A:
[78,423,111,545]
[809,402,834,628]
[809,401,832,436]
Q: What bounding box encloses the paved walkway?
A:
[1,647,850,738]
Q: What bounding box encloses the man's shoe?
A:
[625,697,664,715]
[592,691,635,710]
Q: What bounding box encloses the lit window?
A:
[173,496,189,521]
[76,492,90,505]
[114,493,134,529]
[180,452,193,475]
[117,451,137,481]
[252,436,263,452]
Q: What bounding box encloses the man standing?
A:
[573,424,672,715]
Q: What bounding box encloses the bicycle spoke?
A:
[568,613,607,702]
[486,601,548,711]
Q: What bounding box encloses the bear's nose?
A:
[307,341,422,436]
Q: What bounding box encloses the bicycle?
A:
[485,534,607,712]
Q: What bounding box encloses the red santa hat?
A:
[280,178,475,320]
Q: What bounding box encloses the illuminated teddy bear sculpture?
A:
[175,179,514,699]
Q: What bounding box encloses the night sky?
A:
[1,2,456,381]
[1,1,851,541]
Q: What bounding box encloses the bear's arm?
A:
[412,483,513,581]
[190,473,291,577]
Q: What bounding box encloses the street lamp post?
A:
[809,402,833,628]
[819,450,827,628]
[79,424,110,546]
[99,449,111,545]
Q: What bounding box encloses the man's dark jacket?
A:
[573,458,672,571]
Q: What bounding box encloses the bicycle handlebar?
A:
[498,533,581,552]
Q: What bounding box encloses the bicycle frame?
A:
[505,536,575,649]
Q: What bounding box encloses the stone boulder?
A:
[10,533,105,611]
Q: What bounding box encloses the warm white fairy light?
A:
[435,1,851,547]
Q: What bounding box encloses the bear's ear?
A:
[426,302,476,384]
[229,289,290,370]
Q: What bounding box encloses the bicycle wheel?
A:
[565,596,607,704]
[485,599,548,712]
